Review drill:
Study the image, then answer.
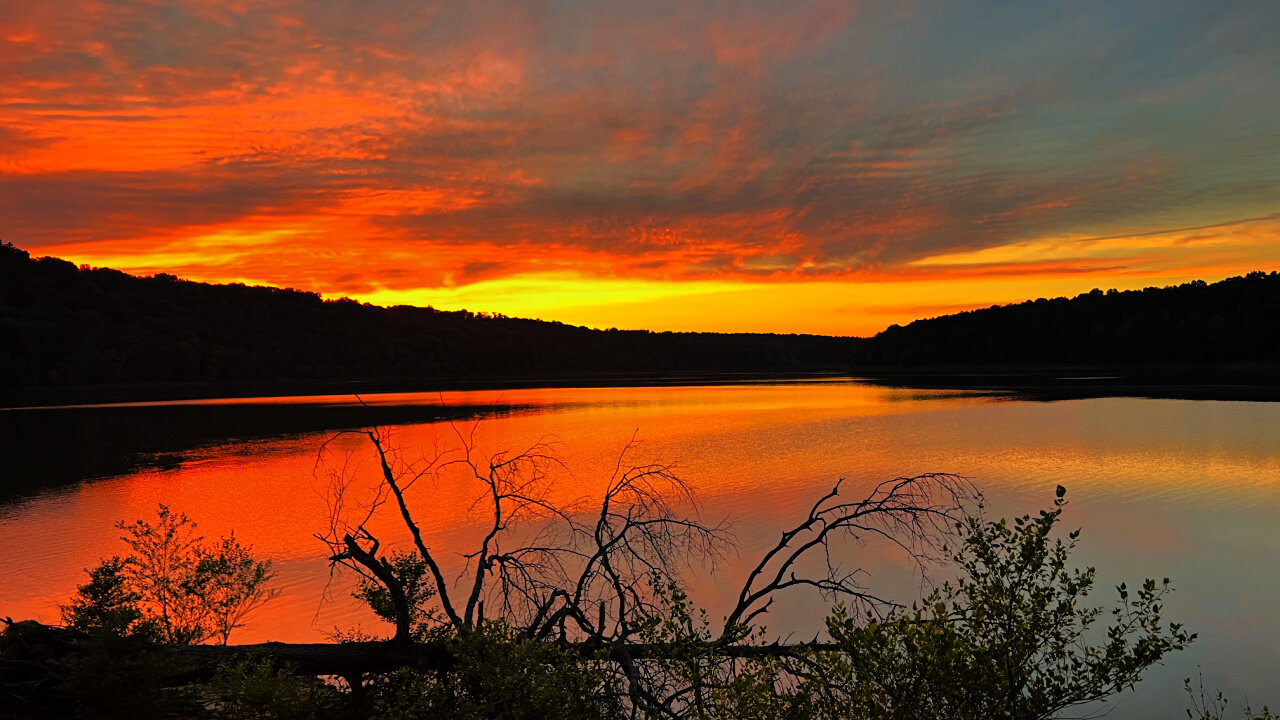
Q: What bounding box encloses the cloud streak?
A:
[2,0,1277,333]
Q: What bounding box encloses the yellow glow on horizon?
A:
[911,216,1280,269]
[360,274,747,319]
[30,215,1280,338]
[350,270,1241,336]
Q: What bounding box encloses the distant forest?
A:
[854,270,1280,368]
[3,241,1278,401]
[0,243,855,396]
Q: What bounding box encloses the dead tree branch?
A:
[313,424,972,715]
[722,473,973,642]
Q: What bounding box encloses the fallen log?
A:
[176,637,842,674]
[3,619,839,683]
[171,639,452,680]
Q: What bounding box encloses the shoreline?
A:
[0,369,856,410]
[6,363,1280,410]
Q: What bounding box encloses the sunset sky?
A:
[3,0,1277,335]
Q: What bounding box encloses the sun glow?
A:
[4,0,1277,334]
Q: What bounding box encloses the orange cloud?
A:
[3,0,1277,334]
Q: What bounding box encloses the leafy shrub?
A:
[819,486,1196,720]
[351,550,440,641]
[56,558,181,718]
[362,621,620,720]
[53,507,279,717]
[206,657,343,720]
[66,505,278,645]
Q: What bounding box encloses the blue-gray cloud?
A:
[2,0,1277,281]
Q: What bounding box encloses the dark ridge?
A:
[0,242,857,405]
[853,271,1280,371]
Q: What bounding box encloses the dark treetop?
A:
[4,241,1276,404]
[0,242,855,401]
[852,271,1280,371]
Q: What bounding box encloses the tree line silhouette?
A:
[853,271,1280,369]
[0,243,854,396]
[4,240,1276,399]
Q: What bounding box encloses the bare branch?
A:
[721,473,974,642]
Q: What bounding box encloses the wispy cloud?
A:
[3,0,1277,333]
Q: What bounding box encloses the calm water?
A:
[2,381,1278,716]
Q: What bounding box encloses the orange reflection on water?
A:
[2,382,1279,649]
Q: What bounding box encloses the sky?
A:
[2,0,1278,335]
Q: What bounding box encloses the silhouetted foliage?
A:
[0,476,1225,719]
[1185,669,1276,720]
[313,432,1192,719]
[52,560,177,718]
[4,242,1273,399]
[815,486,1195,720]
[854,272,1280,368]
[360,621,623,720]
[0,242,853,395]
[65,505,278,646]
[204,657,342,720]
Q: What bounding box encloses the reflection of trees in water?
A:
[0,403,492,502]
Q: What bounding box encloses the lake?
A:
[2,380,1277,717]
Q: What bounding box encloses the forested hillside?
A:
[0,243,856,394]
[5,241,1276,398]
[854,271,1280,368]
